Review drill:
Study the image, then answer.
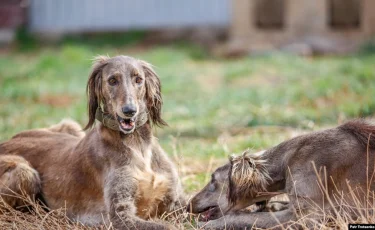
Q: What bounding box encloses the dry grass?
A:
[0,192,196,230]
[2,174,375,230]
[0,196,98,230]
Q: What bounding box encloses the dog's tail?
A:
[48,118,85,138]
[0,155,42,208]
[339,119,375,149]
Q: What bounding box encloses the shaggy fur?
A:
[228,150,271,204]
[188,119,375,229]
[0,55,185,229]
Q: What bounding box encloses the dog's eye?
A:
[135,76,143,84]
[208,183,216,192]
[108,77,118,86]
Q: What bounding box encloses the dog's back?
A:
[280,119,375,213]
[0,121,91,211]
[339,119,375,149]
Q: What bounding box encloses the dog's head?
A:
[84,55,167,133]
[186,163,231,221]
[186,150,271,220]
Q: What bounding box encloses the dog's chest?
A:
[131,148,171,219]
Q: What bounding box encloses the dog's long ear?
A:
[228,150,270,204]
[84,56,109,130]
[140,60,167,127]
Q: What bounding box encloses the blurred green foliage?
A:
[360,38,375,55]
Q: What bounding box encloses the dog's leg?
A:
[256,200,290,212]
[201,208,298,229]
[105,166,171,230]
[151,143,186,214]
[0,155,41,209]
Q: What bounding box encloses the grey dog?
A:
[188,119,375,229]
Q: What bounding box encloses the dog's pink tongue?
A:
[202,213,210,221]
[201,209,213,221]
[120,120,134,129]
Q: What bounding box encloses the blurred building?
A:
[230,0,375,55]
[1,0,375,55]
[28,0,230,33]
[0,0,26,43]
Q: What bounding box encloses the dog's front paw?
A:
[264,201,289,212]
[166,196,186,213]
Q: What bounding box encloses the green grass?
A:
[1,40,375,194]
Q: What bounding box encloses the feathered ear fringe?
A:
[84,55,109,130]
[139,60,167,127]
[228,149,271,204]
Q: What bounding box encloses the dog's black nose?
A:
[122,105,137,116]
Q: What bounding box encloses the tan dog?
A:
[0,56,185,229]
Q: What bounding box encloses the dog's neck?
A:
[94,107,153,149]
[260,149,286,193]
[98,121,152,146]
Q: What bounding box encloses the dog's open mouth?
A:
[116,115,135,132]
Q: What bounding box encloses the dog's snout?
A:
[122,105,137,117]
[186,199,198,213]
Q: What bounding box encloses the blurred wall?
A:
[29,0,230,33]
